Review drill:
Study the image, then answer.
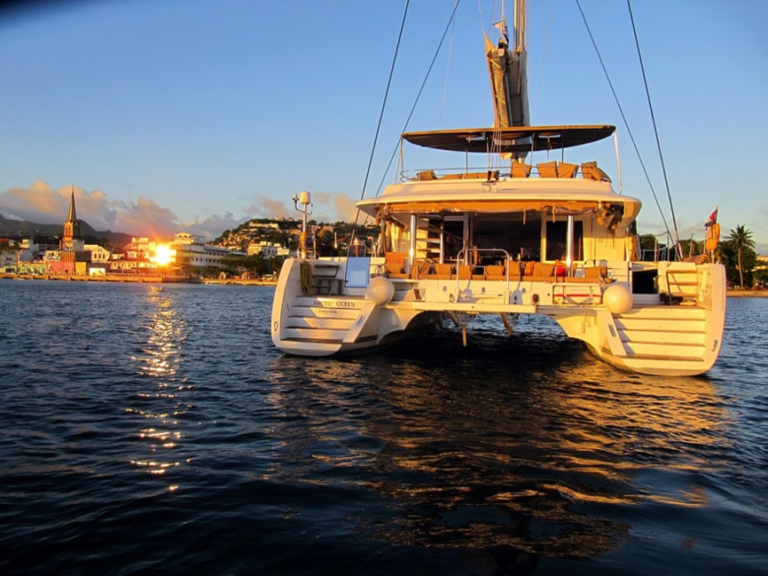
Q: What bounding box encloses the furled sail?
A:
[485,1,529,128]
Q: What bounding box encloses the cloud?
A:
[183,212,247,240]
[0,181,70,223]
[0,183,366,242]
[242,196,291,219]
[113,197,180,239]
[241,192,364,224]
[313,192,362,223]
[0,181,182,238]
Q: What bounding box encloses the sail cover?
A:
[485,34,529,128]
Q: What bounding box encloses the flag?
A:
[493,20,509,42]
[705,208,718,228]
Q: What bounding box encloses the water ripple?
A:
[0,282,766,575]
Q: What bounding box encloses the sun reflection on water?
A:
[126,286,191,485]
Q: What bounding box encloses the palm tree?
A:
[728,225,756,288]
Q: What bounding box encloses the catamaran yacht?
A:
[270,2,726,377]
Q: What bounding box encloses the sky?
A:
[1,0,766,252]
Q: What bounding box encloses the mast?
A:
[485,0,529,128]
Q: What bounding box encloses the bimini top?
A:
[402,125,615,153]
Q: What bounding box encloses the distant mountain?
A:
[0,214,133,246]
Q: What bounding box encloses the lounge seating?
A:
[384,252,408,278]
[537,161,558,178]
[558,162,578,178]
[452,265,472,280]
[485,265,506,280]
[533,262,556,277]
[498,260,558,283]
[537,161,583,178]
[410,259,433,279]
[414,170,436,181]
[581,161,612,182]
[431,263,453,279]
[584,265,608,278]
[511,163,532,178]
[508,261,524,280]
[440,171,498,180]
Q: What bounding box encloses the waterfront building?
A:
[84,244,112,263]
[171,232,246,270]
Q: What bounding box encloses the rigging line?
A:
[532,0,556,125]
[350,0,410,243]
[357,0,409,205]
[439,13,456,129]
[627,0,682,258]
[476,0,486,37]
[371,0,463,198]
[574,0,672,239]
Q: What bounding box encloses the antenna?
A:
[292,191,314,259]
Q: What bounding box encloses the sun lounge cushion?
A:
[485,265,505,279]
[558,162,578,178]
[584,266,608,278]
[511,163,532,178]
[410,260,432,279]
[537,161,558,178]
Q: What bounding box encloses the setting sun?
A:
[151,244,176,266]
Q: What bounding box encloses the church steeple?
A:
[67,188,77,223]
[62,186,81,250]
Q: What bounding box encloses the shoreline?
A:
[0,273,277,286]
[726,290,768,298]
[1,273,764,295]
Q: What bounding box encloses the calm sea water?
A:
[0,280,766,575]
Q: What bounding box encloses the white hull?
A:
[271,257,726,376]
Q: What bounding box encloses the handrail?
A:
[400,161,608,183]
[455,248,512,290]
[456,247,511,267]
[641,231,676,263]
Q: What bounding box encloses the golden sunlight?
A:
[151,244,176,266]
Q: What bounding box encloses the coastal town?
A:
[1,189,767,290]
[0,190,378,284]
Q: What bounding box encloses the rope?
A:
[357,0,409,205]
[626,0,681,259]
[371,0,463,199]
[575,0,673,245]
[349,0,411,251]
[300,261,312,295]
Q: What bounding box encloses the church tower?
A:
[61,187,81,251]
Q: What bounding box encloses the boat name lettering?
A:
[317,300,357,308]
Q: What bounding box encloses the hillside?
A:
[0,214,133,246]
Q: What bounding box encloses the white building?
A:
[127,237,156,260]
[171,232,246,269]
[248,222,280,230]
[247,241,290,259]
[84,244,112,263]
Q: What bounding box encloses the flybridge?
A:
[401,125,616,154]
